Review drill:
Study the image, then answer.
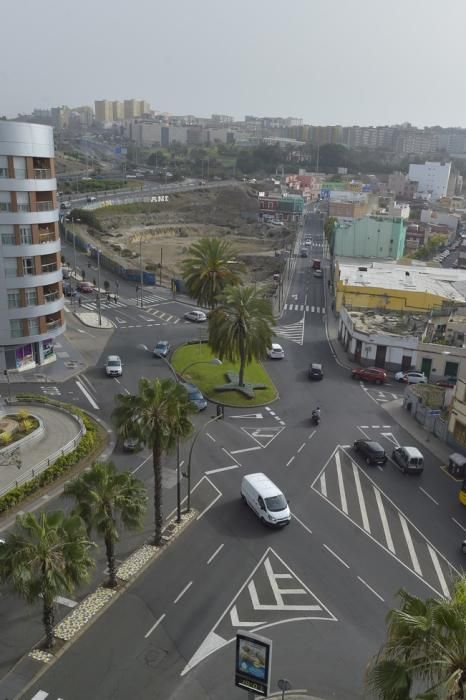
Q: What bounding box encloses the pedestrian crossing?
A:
[283,303,326,314]
[274,318,304,345]
[311,447,457,598]
[75,300,181,325]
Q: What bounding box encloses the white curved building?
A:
[0,122,65,371]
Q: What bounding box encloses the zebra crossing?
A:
[311,447,457,598]
[283,303,325,314]
[274,318,304,345]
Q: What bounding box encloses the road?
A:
[3,213,466,699]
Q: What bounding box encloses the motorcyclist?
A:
[312,406,321,422]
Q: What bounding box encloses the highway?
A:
[2,214,466,699]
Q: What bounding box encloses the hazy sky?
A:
[4,0,464,127]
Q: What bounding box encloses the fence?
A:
[0,412,86,498]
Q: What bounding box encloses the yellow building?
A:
[335,261,466,313]
[94,100,113,123]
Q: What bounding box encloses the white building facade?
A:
[408,161,451,200]
[0,122,65,371]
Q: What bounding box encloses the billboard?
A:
[235,633,272,697]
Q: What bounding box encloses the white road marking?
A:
[196,477,222,520]
[357,576,384,602]
[323,544,349,569]
[308,430,316,440]
[372,425,380,428]
[382,425,391,428]
[230,446,261,454]
[357,426,371,438]
[399,514,422,576]
[131,455,152,475]
[206,432,216,442]
[452,517,466,532]
[428,546,450,598]
[205,465,238,475]
[311,305,315,312]
[207,544,224,565]
[291,513,313,535]
[297,442,306,453]
[319,473,327,497]
[335,451,348,514]
[31,693,49,700]
[247,559,322,611]
[230,413,263,419]
[144,613,166,638]
[419,487,439,506]
[55,596,77,608]
[374,487,395,553]
[174,581,193,604]
[360,425,369,429]
[352,463,370,532]
[222,447,241,465]
[286,456,295,467]
[75,379,99,409]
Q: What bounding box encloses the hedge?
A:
[0,395,103,515]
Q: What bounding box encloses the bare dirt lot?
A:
[75,185,296,286]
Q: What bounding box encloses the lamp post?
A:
[184,412,223,513]
[96,248,102,326]
[139,234,144,308]
[137,345,221,522]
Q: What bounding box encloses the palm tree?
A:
[209,284,274,387]
[64,461,147,588]
[112,378,194,545]
[180,237,245,309]
[0,511,95,649]
[366,582,466,699]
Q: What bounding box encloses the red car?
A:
[352,367,387,384]
[77,282,94,294]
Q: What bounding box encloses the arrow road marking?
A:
[230,413,264,419]
[115,316,127,324]
[241,425,285,448]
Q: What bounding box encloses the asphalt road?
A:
[6,213,466,700]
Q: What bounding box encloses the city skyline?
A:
[4,0,464,128]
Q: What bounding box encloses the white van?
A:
[241,473,290,527]
[392,446,424,474]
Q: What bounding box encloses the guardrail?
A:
[0,411,85,498]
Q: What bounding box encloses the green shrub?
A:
[0,396,103,515]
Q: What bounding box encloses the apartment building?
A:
[408,162,451,200]
[94,100,113,123]
[0,122,64,371]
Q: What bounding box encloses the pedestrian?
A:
[113,294,117,303]
[331,300,335,311]
[136,284,139,294]
[107,293,111,302]
[78,295,81,307]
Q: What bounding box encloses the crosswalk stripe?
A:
[31,692,48,700]
[322,307,326,314]
[320,473,327,497]
[311,305,315,312]
[428,546,450,598]
[335,452,348,514]
[299,304,304,311]
[374,487,395,553]
[352,463,370,532]
[399,514,422,576]
[305,305,309,312]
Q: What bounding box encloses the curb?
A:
[73,311,114,330]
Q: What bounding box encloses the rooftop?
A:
[347,310,426,337]
[338,261,466,303]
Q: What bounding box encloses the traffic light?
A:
[216,404,224,420]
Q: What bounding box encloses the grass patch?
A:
[171,343,278,406]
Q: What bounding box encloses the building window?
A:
[0,192,11,211]
[445,361,459,378]
[16,191,30,212]
[28,318,40,335]
[0,225,15,245]
[20,225,32,244]
[25,288,37,306]
[9,319,23,338]
[4,258,18,277]
[7,290,21,308]
[0,155,7,178]
[22,257,34,275]
[13,156,26,179]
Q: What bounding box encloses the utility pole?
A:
[139,235,144,308]
[97,249,102,326]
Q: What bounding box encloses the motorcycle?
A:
[312,410,320,426]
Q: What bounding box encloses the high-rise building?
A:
[408,161,451,200]
[94,100,113,123]
[112,101,124,121]
[124,99,151,119]
[0,122,65,371]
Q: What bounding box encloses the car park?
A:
[267,343,285,359]
[184,310,207,322]
[153,340,171,358]
[395,371,427,384]
[105,355,122,377]
[351,366,387,384]
[180,382,207,411]
[309,363,323,380]
[353,439,388,465]
[392,446,424,474]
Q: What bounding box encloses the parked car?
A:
[180,382,207,411]
[353,439,388,466]
[351,367,387,384]
[300,248,309,257]
[304,239,312,246]
[313,269,323,278]
[395,371,427,384]
[86,195,97,203]
[434,376,457,388]
[123,436,140,452]
[105,355,122,377]
[267,343,285,359]
[77,282,94,294]
[153,340,171,358]
[312,259,321,269]
[392,446,424,474]
[309,363,323,380]
[184,309,207,322]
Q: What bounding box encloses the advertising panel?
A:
[235,633,272,697]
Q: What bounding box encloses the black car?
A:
[309,363,323,380]
[353,439,387,465]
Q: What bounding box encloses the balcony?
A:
[45,315,62,330]
[39,230,56,243]
[37,202,54,212]
[43,290,60,303]
[34,168,52,180]
[0,203,12,212]
[17,204,31,212]
[41,262,58,273]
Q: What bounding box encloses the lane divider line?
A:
[144,613,166,639]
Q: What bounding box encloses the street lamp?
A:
[184,412,223,513]
[96,248,102,326]
[139,233,144,308]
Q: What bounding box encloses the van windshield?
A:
[265,494,287,512]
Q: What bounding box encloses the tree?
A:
[324,216,337,255]
[64,461,147,588]
[0,511,95,649]
[366,581,466,699]
[180,237,245,309]
[209,284,274,386]
[112,378,194,545]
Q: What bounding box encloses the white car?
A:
[184,309,207,322]
[105,355,123,377]
[267,343,285,359]
[304,239,312,246]
[395,371,427,384]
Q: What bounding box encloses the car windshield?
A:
[265,494,288,512]
[189,390,203,401]
[367,442,383,452]
[108,360,120,367]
